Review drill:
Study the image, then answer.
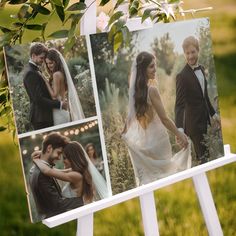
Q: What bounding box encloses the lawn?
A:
[0,0,236,235]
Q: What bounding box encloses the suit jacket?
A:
[175,64,215,136]
[29,164,83,220]
[23,62,60,128]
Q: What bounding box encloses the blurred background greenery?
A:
[0,0,235,235]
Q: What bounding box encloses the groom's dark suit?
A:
[23,62,60,130]
[29,164,83,220]
[175,64,216,160]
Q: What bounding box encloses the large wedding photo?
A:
[4,37,97,134]
[90,18,224,194]
[19,119,110,223]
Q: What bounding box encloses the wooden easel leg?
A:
[192,173,223,236]
[76,213,94,236]
[139,192,159,236]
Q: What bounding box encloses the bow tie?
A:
[193,66,201,71]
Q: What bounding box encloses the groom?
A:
[29,132,83,220]
[175,36,220,164]
[23,43,67,130]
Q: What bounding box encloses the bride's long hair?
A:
[134,52,155,119]
[45,48,67,88]
[63,141,94,202]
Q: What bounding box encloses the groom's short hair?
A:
[42,132,69,154]
[30,43,48,57]
[182,36,199,52]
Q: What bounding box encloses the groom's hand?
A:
[211,114,221,130]
[62,101,68,110]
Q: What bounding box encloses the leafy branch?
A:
[0,0,212,135]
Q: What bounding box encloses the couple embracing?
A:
[30,132,108,220]
[23,43,84,131]
[122,36,220,186]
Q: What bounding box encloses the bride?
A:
[33,141,109,203]
[44,48,85,125]
[122,51,192,186]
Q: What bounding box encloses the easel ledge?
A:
[43,144,235,236]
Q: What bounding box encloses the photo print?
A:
[4,37,96,134]
[19,119,110,223]
[90,18,224,194]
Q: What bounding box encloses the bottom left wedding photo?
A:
[18,119,110,223]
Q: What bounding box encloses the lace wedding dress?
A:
[52,50,85,126]
[53,95,70,125]
[122,61,191,186]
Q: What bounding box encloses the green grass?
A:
[1,0,236,235]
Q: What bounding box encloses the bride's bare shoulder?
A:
[53,71,64,80]
[68,171,83,182]
[148,85,160,98]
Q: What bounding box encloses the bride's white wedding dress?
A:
[53,95,70,125]
[62,182,77,198]
[52,50,85,126]
[123,89,191,185]
[122,60,191,186]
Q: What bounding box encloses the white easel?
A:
[43,1,236,235]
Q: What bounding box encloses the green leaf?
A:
[113,31,123,52]
[68,18,78,38]
[67,2,87,11]
[121,26,130,46]
[108,11,124,26]
[0,106,11,116]
[64,37,76,52]
[63,0,70,8]
[48,30,69,38]
[129,6,138,17]
[17,4,30,19]
[9,0,27,5]
[141,9,152,23]
[51,0,62,6]
[30,3,51,15]
[99,0,110,6]
[0,126,7,132]
[114,0,125,9]
[64,13,83,25]
[41,22,48,40]
[24,24,43,30]
[55,5,65,22]
[129,0,139,17]
[0,26,11,33]
[12,22,23,27]
[108,23,117,43]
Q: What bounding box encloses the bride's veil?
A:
[126,59,137,128]
[77,142,109,199]
[57,50,85,120]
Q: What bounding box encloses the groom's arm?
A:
[38,174,83,215]
[175,73,185,129]
[24,71,60,109]
[204,79,216,117]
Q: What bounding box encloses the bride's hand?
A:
[176,131,188,149]
[33,159,50,174]
[31,150,41,159]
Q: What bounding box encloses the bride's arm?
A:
[44,72,64,99]
[33,159,82,183]
[149,87,188,148]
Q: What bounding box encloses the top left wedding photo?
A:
[4,37,97,135]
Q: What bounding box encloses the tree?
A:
[152,32,177,75]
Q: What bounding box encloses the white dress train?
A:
[122,90,191,186]
[53,96,70,125]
